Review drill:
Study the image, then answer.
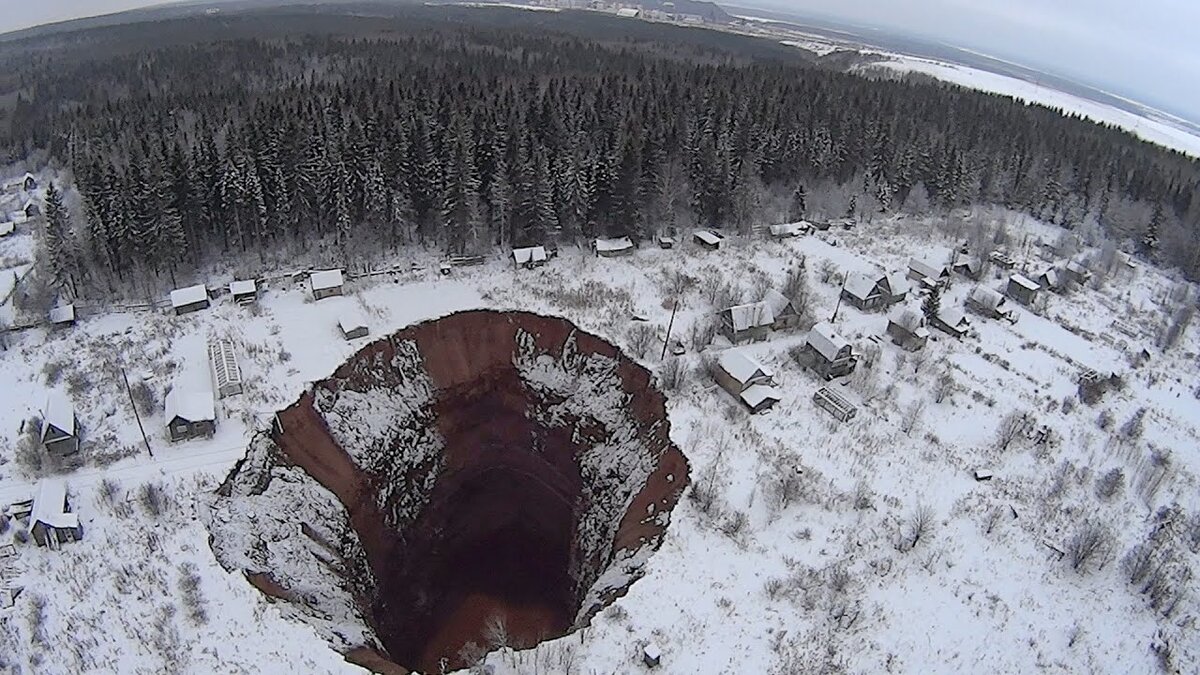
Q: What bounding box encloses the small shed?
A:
[29,480,82,550]
[813,387,857,422]
[886,309,930,351]
[713,349,781,413]
[967,286,1010,320]
[988,251,1017,269]
[931,308,970,338]
[1038,268,1066,293]
[310,269,345,300]
[657,235,676,249]
[842,272,883,311]
[907,258,949,288]
[22,200,39,218]
[229,279,258,305]
[693,230,723,250]
[48,304,76,327]
[642,642,661,668]
[720,301,775,344]
[594,237,635,258]
[762,289,801,331]
[0,221,13,237]
[512,246,548,269]
[208,339,243,399]
[338,310,369,340]
[953,257,983,280]
[165,387,216,442]
[1006,274,1040,306]
[803,322,856,380]
[40,391,79,457]
[768,222,807,239]
[170,284,210,315]
[1064,260,1092,285]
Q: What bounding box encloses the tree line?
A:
[3,7,1199,298]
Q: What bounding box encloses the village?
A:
[0,165,1195,673]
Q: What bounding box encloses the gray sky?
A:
[5,1,1199,123]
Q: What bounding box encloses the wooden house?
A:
[165,387,216,442]
[229,279,258,305]
[170,284,210,315]
[988,251,1017,270]
[1006,274,1040,306]
[21,200,39,219]
[762,289,801,331]
[338,310,369,340]
[813,387,857,422]
[931,307,970,338]
[208,339,243,399]
[967,286,1011,320]
[802,321,856,380]
[907,258,950,288]
[952,257,983,280]
[768,222,807,239]
[657,235,676,249]
[720,301,774,344]
[310,269,345,300]
[1038,268,1067,293]
[878,272,910,306]
[40,391,79,457]
[693,230,723,250]
[713,349,782,414]
[594,236,635,257]
[841,272,884,311]
[512,246,547,269]
[48,304,75,328]
[4,172,37,193]
[1064,260,1092,285]
[886,309,930,351]
[29,480,82,550]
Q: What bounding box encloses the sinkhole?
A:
[208,310,689,673]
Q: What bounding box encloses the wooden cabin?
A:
[40,391,79,457]
[762,289,801,331]
[931,308,970,338]
[713,349,782,414]
[170,284,210,315]
[802,322,856,380]
[338,311,369,340]
[594,236,635,258]
[29,480,82,550]
[720,301,774,344]
[48,304,75,328]
[165,387,216,442]
[841,272,884,311]
[512,246,548,269]
[886,309,930,351]
[967,286,1011,320]
[1006,274,1040,306]
[229,279,258,305]
[310,269,345,300]
[693,230,723,250]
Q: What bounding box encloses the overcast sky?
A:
[4,1,1199,122]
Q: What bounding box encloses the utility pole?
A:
[830,273,847,322]
[121,366,154,458]
[660,300,679,360]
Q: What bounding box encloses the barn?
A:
[170,284,210,315]
[165,387,216,442]
[29,480,82,550]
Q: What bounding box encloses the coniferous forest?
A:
[2,3,1199,296]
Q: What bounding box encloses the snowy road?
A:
[0,440,247,505]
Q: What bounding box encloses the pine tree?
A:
[922,284,942,322]
[1142,205,1162,256]
[788,184,806,221]
[42,182,78,298]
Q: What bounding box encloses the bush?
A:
[139,481,170,517]
[1095,468,1125,501]
[1066,520,1114,573]
[658,357,685,392]
[179,562,208,625]
[42,360,66,385]
[66,370,92,397]
[131,380,158,415]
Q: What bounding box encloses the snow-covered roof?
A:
[908,258,947,279]
[882,272,909,297]
[40,391,75,439]
[310,269,344,291]
[762,289,793,317]
[1040,268,1062,289]
[165,388,215,424]
[1065,260,1091,276]
[969,286,1005,311]
[889,308,925,333]
[807,321,850,361]
[955,257,982,273]
[741,384,782,409]
[513,246,547,264]
[48,304,75,324]
[595,236,633,253]
[725,301,775,332]
[229,279,257,296]
[939,307,969,328]
[616,7,639,17]
[643,643,662,660]
[718,349,773,385]
[170,284,208,308]
[842,272,878,301]
[1010,274,1040,292]
[31,480,78,530]
[338,310,368,334]
[694,230,722,246]
[0,221,13,236]
[768,222,805,237]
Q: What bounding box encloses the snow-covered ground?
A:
[859,54,1200,158]
[1,207,1198,673]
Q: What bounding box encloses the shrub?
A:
[131,380,158,415]
[139,481,170,517]
[626,323,658,360]
[42,360,66,385]
[658,358,685,392]
[1066,520,1114,573]
[1095,468,1125,501]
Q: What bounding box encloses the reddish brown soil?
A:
[268,311,688,673]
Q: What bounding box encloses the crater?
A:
[208,310,689,673]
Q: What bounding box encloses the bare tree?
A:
[1066,520,1114,573]
[1094,467,1125,501]
[993,410,1029,452]
[483,613,509,650]
[900,399,926,436]
[903,504,936,551]
[933,370,956,404]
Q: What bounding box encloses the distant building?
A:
[967,286,1010,320]
[170,284,210,315]
[802,321,856,380]
[713,349,782,414]
[1006,274,1040,306]
[229,279,258,305]
[594,236,635,258]
[165,387,216,442]
[1064,260,1092,285]
[40,391,79,457]
[512,246,548,269]
[1038,268,1066,293]
[720,301,774,344]
[841,272,883,311]
[886,309,930,351]
[768,222,808,239]
[693,230,723,250]
[762,289,801,331]
[48,304,75,327]
[208,339,243,399]
[310,269,345,300]
[29,480,82,550]
[338,310,369,340]
[931,307,970,338]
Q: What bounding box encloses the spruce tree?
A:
[922,284,942,322]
